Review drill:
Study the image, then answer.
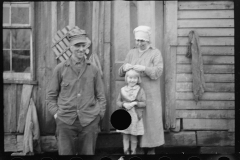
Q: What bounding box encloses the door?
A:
[110,1,165,130]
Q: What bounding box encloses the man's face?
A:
[72,43,87,59]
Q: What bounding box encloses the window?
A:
[3,2,34,81]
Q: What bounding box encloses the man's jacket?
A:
[46,58,106,127]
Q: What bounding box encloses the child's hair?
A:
[125,69,142,84]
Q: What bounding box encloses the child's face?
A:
[127,75,138,87]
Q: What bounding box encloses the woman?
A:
[118,26,164,154]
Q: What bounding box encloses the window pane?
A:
[3,50,10,71]
[3,6,10,24]
[12,29,31,49]
[3,29,10,49]
[12,50,30,72]
[11,5,29,24]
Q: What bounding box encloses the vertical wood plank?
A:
[17,84,33,133]
[4,85,10,133]
[102,1,111,132]
[129,1,138,49]
[92,1,100,57]
[113,1,131,62]
[98,1,105,68]
[69,1,76,28]
[164,1,178,130]
[51,2,58,65]
[137,1,156,47]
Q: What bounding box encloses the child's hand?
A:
[131,101,137,106]
[123,103,133,110]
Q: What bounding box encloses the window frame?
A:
[3,2,35,81]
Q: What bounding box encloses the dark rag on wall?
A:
[186,30,205,103]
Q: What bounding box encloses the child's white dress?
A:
[116,85,145,135]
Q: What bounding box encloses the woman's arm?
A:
[118,50,133,77]
[144,49,163,80]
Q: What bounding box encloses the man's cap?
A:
[67,28,88,45]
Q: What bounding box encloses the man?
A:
[46,28,106,155]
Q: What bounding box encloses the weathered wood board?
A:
[178,29,234,37]
[177,74,234,82]
[182,119,234,131]
[176,110,234,119]
[176,92,234,100]
[177,46,234,56]
[197,131,234,146]
[178,19,234,28]
[176,82,234,92]
[176,100,234,110]
[179,1,234,10]
[178,10,234,19]
[177,64,234,74]
[178,37,234,46]
[177,55,234,65]
[164,132,196,146]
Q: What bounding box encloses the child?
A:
[116,69,146,155]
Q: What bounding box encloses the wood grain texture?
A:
[177,74,234,83]
[178,37,234,46]
[17,84,33,133]
[182,119,234,131]
[178,1,234,10]
[176,100,234,110]
[178,19,234,28]
[176,92,234,100]
[164,132,196,146]
[164,1,178,129]
[178,10,234,19]
[177,55,234,65]
[177,64,234,74]
[178,29,234,37]
[197,131,234,146]
[176,82,234,92]
[176,110,234,119]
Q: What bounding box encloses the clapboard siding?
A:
[178,10,234,19]
[176,92,234,100]
[177,74,234,82]
[178,19,234,28]
[178,37,234,46]
[176,110,234,119]
[176,100,234,110]
[177,46,234,55]
[177,64,234,74]
[176,82,234,92]
[177,55,234,64]
[178,1,234,136]
[179,1,234,10]
[178,28,234,37]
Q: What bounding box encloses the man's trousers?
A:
[55,115,100,155]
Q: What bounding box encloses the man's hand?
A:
[123,63,133,72]
[133,65,146,72]
[54,113,57,119]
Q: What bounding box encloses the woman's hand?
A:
[133,65,146,72]
[123,103,134,110]
[123,63,133,72]
[54,113,57,119]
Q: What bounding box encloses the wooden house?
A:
[3,1,234,154]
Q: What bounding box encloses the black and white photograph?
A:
[2,1,237,160]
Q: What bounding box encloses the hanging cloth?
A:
[186,30,205,103]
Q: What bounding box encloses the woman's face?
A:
[135,39,149,51]
[127,75,138,87]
